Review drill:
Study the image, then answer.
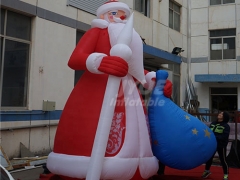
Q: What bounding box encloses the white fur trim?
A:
[110,44,132,62]
[86,53,106,74]
[47,152,139,179]
[139,156,159,179]
[91,19,109,29]
[47,75,159,179]
[96,2,131,18]
[144,71,156,90]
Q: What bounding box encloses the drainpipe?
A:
[187,0,191,81]
[184,0,192,111]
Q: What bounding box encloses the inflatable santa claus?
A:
[46,1,172,179]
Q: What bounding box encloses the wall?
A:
[1,0,78,159]
[190,0,240,110]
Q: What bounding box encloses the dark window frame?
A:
[169,0,181,32]
[209,29,236,60]
[134,0,150,17]
[210,0,235,5]
[168,63,181,105]
[74,31,85,86]
[0,9,31,109]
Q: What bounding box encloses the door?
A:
[210,87,238,122]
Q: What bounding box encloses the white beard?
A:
[108,23,146,84]
[91,19,146,84]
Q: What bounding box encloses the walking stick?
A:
[86,13,134,180]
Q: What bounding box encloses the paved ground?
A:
[10,166,44,180]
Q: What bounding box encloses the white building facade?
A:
[0,0,239,159]
[190,0,240,117]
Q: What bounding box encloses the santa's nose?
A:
[120,15,126,20]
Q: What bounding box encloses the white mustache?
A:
[104,14,127,24]
[113,16,127,24]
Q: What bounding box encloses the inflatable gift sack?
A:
[148,70,217,170]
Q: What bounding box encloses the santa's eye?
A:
[109,11,118,16]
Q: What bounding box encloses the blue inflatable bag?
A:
[148,70,217,170]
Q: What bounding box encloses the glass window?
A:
[67,0,105,15]
[210,29,235,37]
[169,9,173,29]
[210,0,221,5]
[1,9,31,108]
[169,1,173,8]
[1,9,5,34]
[223,37,235,59]
[1,40,30,106]
[74,31,85,86]
[134,0,150,17]
[210,0,235,5]
[168,63,180,105]
[169,1,180,32]
[0,38,3,76]
[210,38,222,60]
[173,74,180,105]
[211,88,237,94]
[6,11,31,40]
[135,0,143,13]
[210,88,237,117]
[173,3,180,13]
[223,0,235,4]
[210,29,236,60]
[174,11,180,32]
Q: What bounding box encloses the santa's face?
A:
[101,10,126,23]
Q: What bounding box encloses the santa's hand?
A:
[98,56,128,77]
[144,71,156,90]
[164,79,172,98]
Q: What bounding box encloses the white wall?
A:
[1,122,58,158]
[190,1,240,111]
[1,1,77,158]
[20,0,37,6]
[134,12,153,45]
[37,0,78,20]
[29,17,76,110]
[209,5,236,30]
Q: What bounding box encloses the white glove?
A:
[144,71,156,90]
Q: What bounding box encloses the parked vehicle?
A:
[0,164,14,180]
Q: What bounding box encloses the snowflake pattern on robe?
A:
[106,112,125,154]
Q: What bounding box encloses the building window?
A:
[0,9,31,108]
[168,64,180,105]
[67,0,105,15]
[134,0,150,17]
[210,29,236,60]
[210,0,235,5]
[169,1,180,32]
[74,31,85,86]
[210,87,237,121]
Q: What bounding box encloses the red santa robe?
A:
[47,19,158,180]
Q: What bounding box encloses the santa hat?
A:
[96,0,131,18]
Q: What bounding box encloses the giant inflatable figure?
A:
[148,70,217,170]
[46,1,172,180]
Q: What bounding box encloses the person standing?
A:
[202,111,230,180]
[46,1,172,180]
